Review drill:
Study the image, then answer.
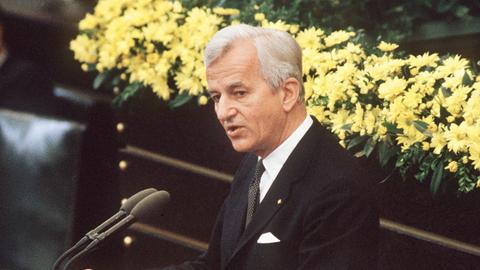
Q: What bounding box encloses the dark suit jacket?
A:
[164,119,379,270]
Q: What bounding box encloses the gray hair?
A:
[204,24,304,102]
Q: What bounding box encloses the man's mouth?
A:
[226,125,241,136]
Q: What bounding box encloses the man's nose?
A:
[216,96,236,122]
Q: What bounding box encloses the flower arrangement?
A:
[70,0,480,194]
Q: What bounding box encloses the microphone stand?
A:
[58,215,137,270]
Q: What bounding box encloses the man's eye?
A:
[234,91,246,97]
[211,95,220,103]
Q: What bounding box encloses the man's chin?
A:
[230,141,252,153]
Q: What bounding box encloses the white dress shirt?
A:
[258,115,313,202]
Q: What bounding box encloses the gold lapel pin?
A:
[277,199,283,205]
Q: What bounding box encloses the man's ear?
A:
[281,77,301,112]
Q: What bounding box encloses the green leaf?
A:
[378,140,397,167]
[441,87,452,98]
[111,74,122,86]
[458,176,475,193]
[413,120,427,132]
[93,70,112,90]
[430,160,444,195]
[112,82,142,107]
[341,123,353,130]
[413,120,432,137]
[462,72,473,86]
[346,136,368,150]
[384,122,402,134]
[415,171,428,183]
[395,156,406,167]
[168,91,193,109]
[430,158,439,170]
[363,137,376,158]
[354,151,365,158]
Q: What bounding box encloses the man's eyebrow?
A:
[207,89,218,95]
[207,82,246,94]
[227,81,246,89]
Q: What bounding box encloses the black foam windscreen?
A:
[131,190,171,221]
[120,188,157,213]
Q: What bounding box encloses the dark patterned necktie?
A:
[245,159,265,228]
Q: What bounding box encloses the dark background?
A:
[1,1,479,269]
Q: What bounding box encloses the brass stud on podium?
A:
[123,236,134,247]
[119,160,128,171]
[116,122,125,133]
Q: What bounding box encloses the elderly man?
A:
[163,24,379,270]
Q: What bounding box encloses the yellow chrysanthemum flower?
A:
[445,161,458,173]
[261,20,291,32]
[296,27,325,50]
[213,7,240,16]
[198,95,209,105]
[378,77,407,101]
[324,30,355,47]
[436,55,470,77]
[444,123,469,154]
[254,13,266,21]
[469,144,480,170]
[377,41,399,52]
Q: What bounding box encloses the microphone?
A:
[61,190,171,270]
[53,188,157,270]
[86,187,158,239]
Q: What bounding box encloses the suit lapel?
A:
[221,155,257,268]
[225,119,322,267]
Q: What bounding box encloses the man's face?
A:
[206,39,288,157]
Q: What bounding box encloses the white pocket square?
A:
[257,232,280,244]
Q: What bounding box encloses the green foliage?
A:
[378,139,398,167]
[220,0,480,42]
[113,82,144,107]
[168,91,194,109]
[93,70,112,90]
[430,159,444,195]
[72,0,480,195]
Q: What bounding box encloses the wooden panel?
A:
[119,230,203,269]
[117,151,230,242]
[376,174,480,247]
[116,90,243,174]
[379,229,480,269]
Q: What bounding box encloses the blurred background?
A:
[0,0,479,269]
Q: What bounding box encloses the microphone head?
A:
[131,190,171,221]
[120,188,157,213]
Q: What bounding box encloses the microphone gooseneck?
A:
[53,188,160,270]
[59,190,171,270]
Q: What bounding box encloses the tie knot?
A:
[255,159,265,177]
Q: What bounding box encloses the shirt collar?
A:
[261,115,313,181]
